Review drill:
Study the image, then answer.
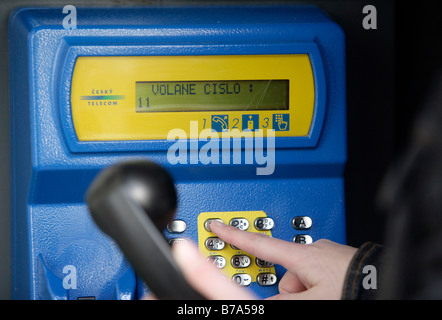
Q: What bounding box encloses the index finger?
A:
[210,220,309,269]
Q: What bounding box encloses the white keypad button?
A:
[256,258,274,268]
[167,220,187,233]
[231,255,251,268]
[291,216,312,230]
[207,255,226,269]
[257,273,277,286]
[168,238,186,246]
[292,234,313,244]
[254,217,274,231]
[205,237,225,250]
[232,274,252,287]
[229,218,249,231]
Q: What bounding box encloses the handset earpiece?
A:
[86,160,204,300]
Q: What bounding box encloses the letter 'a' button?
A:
[291,216,312,230]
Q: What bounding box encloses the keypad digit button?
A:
[232,274,252,287]
[292,216,312,230]
[207,255,226,269]
[231,255,251,268]
[204,218,223,232]
[205,237,225,250]
[256,258,274,268]
[257,273,277,286]
[230,218,249,231]
[254,217,274,231]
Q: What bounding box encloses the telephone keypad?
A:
[199,211,279,288]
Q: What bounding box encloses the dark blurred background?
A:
[0,0,439,299]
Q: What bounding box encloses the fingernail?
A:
[210,220,226,230]
[205,219,225,232]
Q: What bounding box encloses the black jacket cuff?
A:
[341,242,384,300]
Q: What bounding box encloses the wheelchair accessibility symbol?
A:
[273,114,289,131]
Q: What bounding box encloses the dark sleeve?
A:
[341,242,384,300]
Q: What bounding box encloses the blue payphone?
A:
[9,6,346,299]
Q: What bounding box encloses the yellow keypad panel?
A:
[197,211,277,287]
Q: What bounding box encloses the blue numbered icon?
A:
[212,115,229,132]
[242,114,259,131]
[273,114,289,131]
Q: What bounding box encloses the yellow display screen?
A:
[71,55,315,141]
[135,80,289,112]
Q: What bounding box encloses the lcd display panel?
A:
[135,80,289,112]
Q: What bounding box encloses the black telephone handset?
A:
[86,160,205,300]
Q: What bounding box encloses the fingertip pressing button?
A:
[204,218,223,232]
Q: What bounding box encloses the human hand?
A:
[172,220,357,300]
[211,221,357,299]
[172,237,257,300]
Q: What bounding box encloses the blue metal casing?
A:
[9,6,346,299]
